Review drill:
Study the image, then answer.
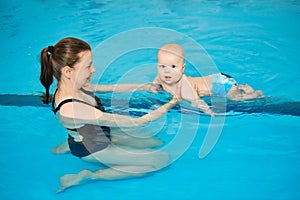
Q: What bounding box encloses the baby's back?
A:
[185,75,213,97]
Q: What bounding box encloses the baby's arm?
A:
[181,76,214,116]
[190,98,215,116]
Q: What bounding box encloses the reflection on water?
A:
[0,1,299,101]
[0,92,299,117]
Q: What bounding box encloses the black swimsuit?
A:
[52,89,111,158]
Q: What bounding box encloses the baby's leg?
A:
[227,84,264,101]
[237,84,255,93]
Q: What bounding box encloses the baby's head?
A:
[157,43,186,85]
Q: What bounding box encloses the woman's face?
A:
[72,50,96,89]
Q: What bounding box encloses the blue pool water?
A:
[1,0,300,199]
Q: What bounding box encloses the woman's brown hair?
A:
[40,37,91,104]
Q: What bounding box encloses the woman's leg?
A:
[110,127,164,148]
[111,133,163,148]
[57,165,153,193]
[82,145,170,171]
[52,128,163,154]
[57,145,170,193]
[52,141,70,154]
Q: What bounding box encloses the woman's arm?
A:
[100,98,177,127]
[149,76,163,94]
[58,98,178,128]
[88,83,152,93]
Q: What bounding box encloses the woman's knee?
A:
[151,151,170,169]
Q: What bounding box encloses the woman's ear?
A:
[62,66,72,79]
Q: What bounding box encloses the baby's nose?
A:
[164,67,171,72]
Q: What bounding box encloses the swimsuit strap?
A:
[80,88,94,96]
[52,88,100,114]
[53,98,101,132]
[53,98,96,114]
[80,88,105,112]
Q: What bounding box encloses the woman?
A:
[40,37,179,192]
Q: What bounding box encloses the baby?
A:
[150,43,264,116]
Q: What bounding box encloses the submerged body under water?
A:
[0,92,299,199]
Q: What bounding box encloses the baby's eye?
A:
[171,65,177,68]
[159,65,166,68]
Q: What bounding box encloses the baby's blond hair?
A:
[158,43,184,61]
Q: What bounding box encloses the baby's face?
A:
[157,51,185,85]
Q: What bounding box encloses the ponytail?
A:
[40,46,54,104]
[39,38,91,104]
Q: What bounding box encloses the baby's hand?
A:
[150,88,159,94]
[204,109,215,117]
[149,84,160,94]
[171,95,182,104]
